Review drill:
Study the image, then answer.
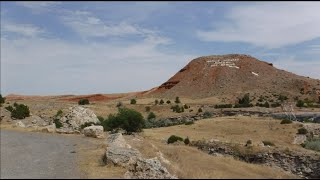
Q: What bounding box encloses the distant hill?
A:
[145,54,320,103]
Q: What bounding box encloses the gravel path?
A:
[0,130,87,179]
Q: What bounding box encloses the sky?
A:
[1,1,320,96]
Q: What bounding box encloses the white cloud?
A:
[273,56,320,79]
[1,22,45,37]
[197,2,320,48]
[15,1,61,12]
[61,10,170,45]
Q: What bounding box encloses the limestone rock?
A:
[124,157,177,179]
[293,135,307,144]
[41,124,56,133]
[83,125,105,138]
[14,121,25,128]
[58,106,100,131]
[105,146,141,167]
[106,133,131,148]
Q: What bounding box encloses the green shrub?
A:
[159,99,164,105]
[304,138,320,152]
[102,108,145,133]
[167,135,183,144]
[184,121,194,125]
[54,119,63,128]
[296,100,304,107]
[0,94,5,105]
[203,111,212,119]
[234,103,254,108]
[198,108,203,113]
[262,141,275,146]
[246,140,252,146]
[239,93,250,105]
[116,102,123,108]
[297,128,308,134]
[184,137,190,145]
[271,102,281,108]
[147,112,156,120]
[214,104,233,109]
[78,99,89,105]
[5,105,14,112]
[166,100,171,104]
[8,103,30,119]
[155,99,159,105]
[280,119,293,124]
[130,99,137,104]
[145,106,151,112]
[56,110,63,117]
[278,95,288,102]
[175,97,181,104]
[183,104,189,109]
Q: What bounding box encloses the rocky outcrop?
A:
[83,125,105,138]
[124,157,177,179]
[14,121,25,128]
[292,135,307,144]
[192,140,320,178]
[58,106,100,131]
[104,133,176,179]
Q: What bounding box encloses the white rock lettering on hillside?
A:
[207,58,239,69]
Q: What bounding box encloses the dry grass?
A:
[77,138,127,179]
[142,116,315,153]
[125,135,298,179]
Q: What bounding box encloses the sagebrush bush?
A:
[147,112,156,120]
[175,97,180,104]
[130,99,137,104]
[203,111,212,119]
[280,119,293,124]
[155,99,159,105]
[116,102,123,108]
[184,137,190,145]
[145,106,151,112]
[297,128,308,134]
[166,100,171,104]
[214,104,233,109]
[159,99,164,105]
[198,108,203,113]
[167,135,183,144]
[262,141,275,146]
[184,121,194,125]
[304,138,320,152]
[78,99,89,105]
[54,119,63,128]
[97,116,104,122]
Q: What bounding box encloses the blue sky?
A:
[1,1,320,95]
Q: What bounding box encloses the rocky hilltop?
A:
[147,54,320,102]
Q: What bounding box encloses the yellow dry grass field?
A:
[124,135,298,179]
[141,116,314,153]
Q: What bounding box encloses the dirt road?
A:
[0,130,88,179]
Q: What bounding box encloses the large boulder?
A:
[13,121,25,128]
[124,157,177,179]
[293,135,307,144]
[105,146,142,167]
[83,125,105,138]
[106,133,131,148]
[59,106,100,131]
[40,124,56,133]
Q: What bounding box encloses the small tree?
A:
[159,99,164,105]
[147,112,156,120]
[116,102,123,108]
[145,106,151,112]
[166,100,171,104]
[184,104,189,109]
[155,99,159,105]
[296,100,304,107]
[297,128,308,134]
[167,135,183,144]
[9,103,30,119]
[175,96,181,104]
[198,108,203,113]
[130,99,137,104]
[184,137,190,145]
[78,99,89,105]
[0,94,5,105]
